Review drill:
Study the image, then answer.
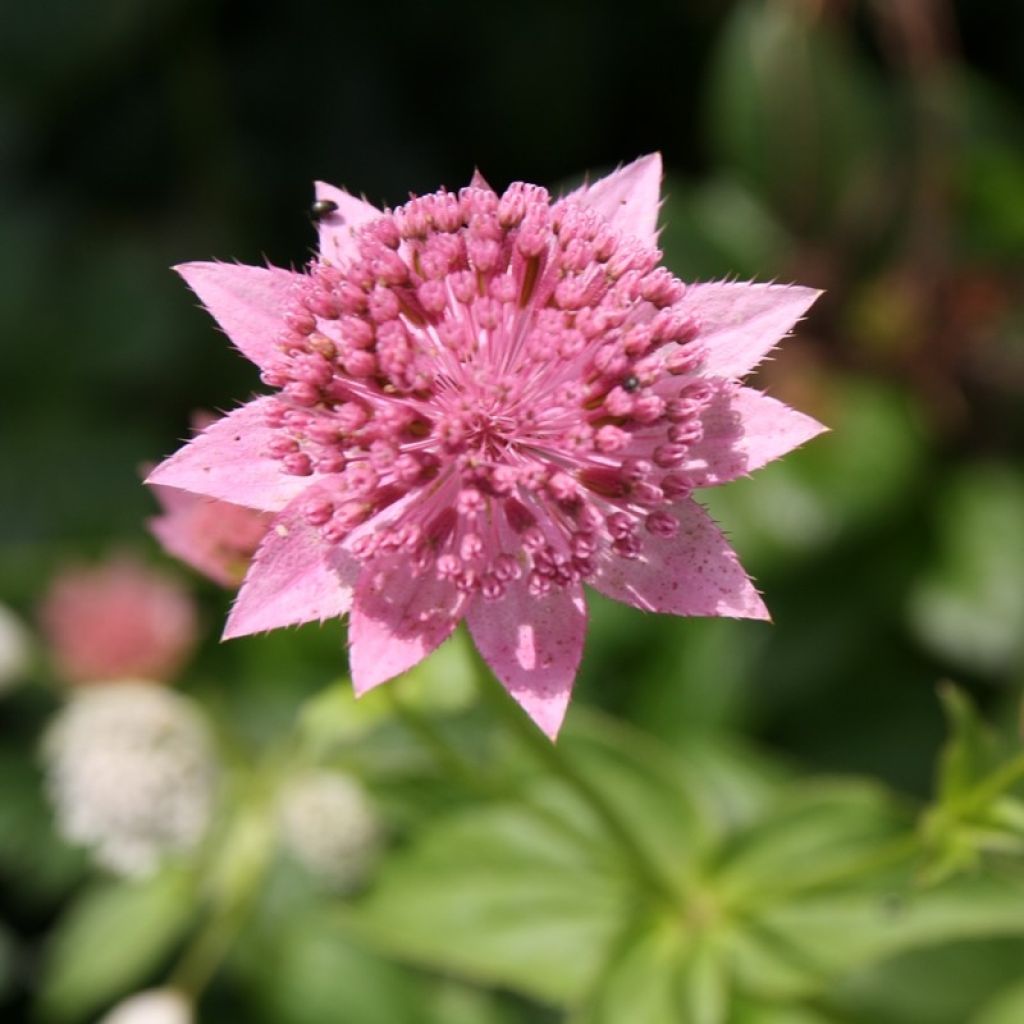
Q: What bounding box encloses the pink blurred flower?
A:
[40,555,198,685]
[149,484,272,587]
[148,154,824,737]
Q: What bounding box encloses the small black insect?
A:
[310,199,339,221]
[622,374,640,393]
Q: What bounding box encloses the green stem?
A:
[463,629,683,906]
[170,899,250,999]
[168,782,274,999]
[385,688,489,793]
[960,750,1024,816]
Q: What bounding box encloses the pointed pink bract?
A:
[348,557,465,695]
[175,263,305,370]
[591,500,769,620]
[224,492,359,639]
[467,581,586,739]
[679,383,828,487]
[314,183,382,266]
[682,282,822,379]
[576,153,663,248]
[146,398,308,512]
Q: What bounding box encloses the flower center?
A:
[259,180,718,598]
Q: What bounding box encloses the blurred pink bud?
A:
[39,555,198,685]
[148,484,272,588]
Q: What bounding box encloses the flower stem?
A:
[960,750,1024,815]
[385,688,489,793]
[170,899,250,1000]
[168,783,274,1000]
[462,628,683,906]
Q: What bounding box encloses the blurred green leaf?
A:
[704,377,926,573]
[0,922,15,1003]
[713,781,909,907]
[973,976,1024,1024]
[576,915,692,1024]
[396,635,478,714]
[559,714,709,881]
[235,905,425,1024]
[833,936,1024,1024]
[0,747,85,908]
[706,0,890,236]
[297,679,390,755]
[37,866,195,1022]
[935,684,1001,804]
[909,464,1024,675]
[346,799,630,1005]
[745,875,1024,1001]
[729,1000,837,1024]
[659,177,795,282]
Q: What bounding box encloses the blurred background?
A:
[2,1,1023,1021]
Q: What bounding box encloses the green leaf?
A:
[659,178,795,281]
[729,997,838,1024]
[936,684,1000,803]
[37,866,195,1022]
[235,905,426,1024]
[744,875,1024,1000]
[833,936,1024,1024]
[703,378,925,573]
[559,714,709,881]
[394,635,478,714]
[578,915,692,1024]
[712,781,909,907]
[974,976,1024,1024]
[909,464,1024,675]
[346,801,631,1005]
[706,0,890,237]
[0,923,15,1003]
[0,747,85,907]
[297,679,391,755]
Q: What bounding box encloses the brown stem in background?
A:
[869,0,960,280]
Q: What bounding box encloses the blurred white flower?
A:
[277,771,380,890]
[0,603,32,694]
[98,988,192,1024]
[42,683,217,877]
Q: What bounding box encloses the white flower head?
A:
[42,682,217,877]
[98,988,193,1024]
[277,771,380,890]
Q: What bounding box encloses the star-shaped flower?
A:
[148,154,824,737]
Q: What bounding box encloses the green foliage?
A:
[706,0,891,239]
[974,977,1024,1024]
[37,866,196,1022]
[909,465,1024,675]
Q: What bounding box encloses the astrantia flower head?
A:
[40,555,198,685]
[42,682,217,877]
[149,155,824,737]
[98,989,193,1024]
[277,770,381,890]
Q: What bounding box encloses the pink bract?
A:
[40,555,198,685]
[148,154,825,737]
[148,414,273,588]
[149,485,273,588]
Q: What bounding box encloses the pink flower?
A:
[148,415,273,587]
[148,154,824,737]
[40,555,198,685]
[149,485,272,587]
